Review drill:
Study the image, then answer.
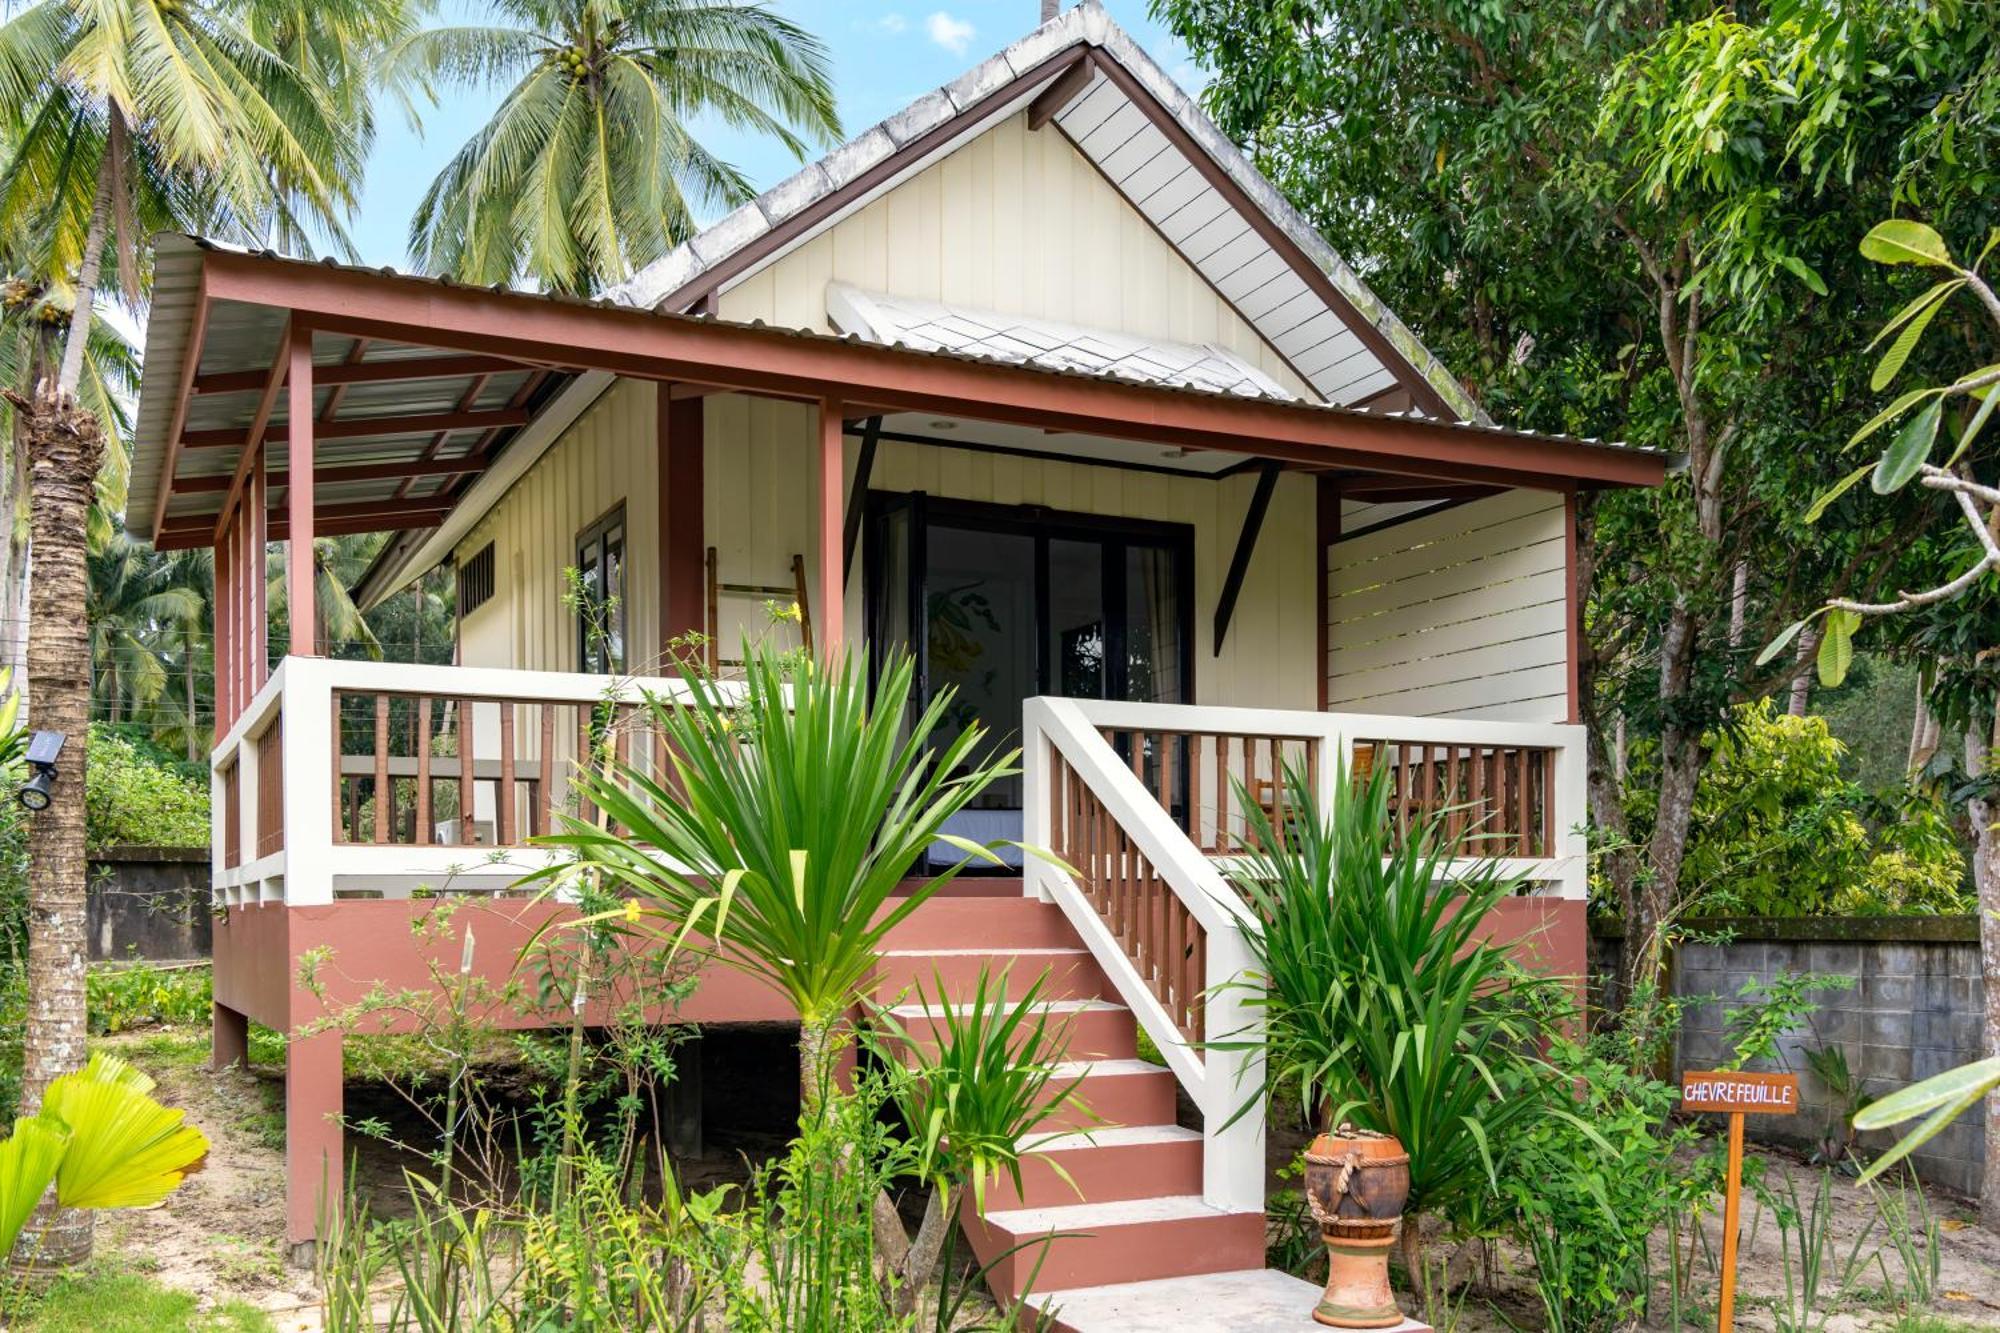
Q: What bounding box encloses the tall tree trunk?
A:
[7,384,105,1269]
[1963,708,2000,1232]
[184,627,198,763]
[55,118,118,397]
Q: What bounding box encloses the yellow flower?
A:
[623,899,641,924]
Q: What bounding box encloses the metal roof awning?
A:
[126,235,1668,573]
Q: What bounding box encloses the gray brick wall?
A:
[1602,923,1985,1198]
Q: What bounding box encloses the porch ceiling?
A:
[127,235,1669,561]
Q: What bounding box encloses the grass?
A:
[10,1266,274,1332]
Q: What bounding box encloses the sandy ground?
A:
[96,1027,2000,1331]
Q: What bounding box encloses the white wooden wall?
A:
[716,113,1317,403]
[1324,489,1571,723]
[455,380,659,674]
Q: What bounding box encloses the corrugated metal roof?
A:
[826,283,1294,401]
[608,1,1486,422]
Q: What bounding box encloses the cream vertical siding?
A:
[716,114,1319,403]
[454,379,659,673]
[1324,489,1570,722]
[459,389,1319,713]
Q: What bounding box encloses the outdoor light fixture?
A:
[16,730,64,812]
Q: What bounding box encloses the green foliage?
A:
[84,725,209,850]
[0,1052,207,1266]
[1665,701,1965,916]
[1219,758,1554,1228]
[866,964,1083,1214]
[542,648,1016,1040]
[387,0,842,295]
[1497,996,1714,1333]
[87,963,211,1035]
[8,1263,274,1331]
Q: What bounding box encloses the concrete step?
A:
[966,1194,1266,1297]
[986,1125,1202,1211]
[873,947,1111,1003]
[885,999,1136,1062]
[1037,1059,1179,1131]
[1023,1269,1433,1333]
[878,897,1077,951]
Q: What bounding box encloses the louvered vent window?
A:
[458,543,496,618]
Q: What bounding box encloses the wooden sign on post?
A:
[1681,1070,1800,1333]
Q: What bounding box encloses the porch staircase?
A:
[874,889,1338,1332]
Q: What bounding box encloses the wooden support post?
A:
[1719,1110,1744,1333]
[214,515,234,736]
[659,387,706,658]
[251,445,269,688]
[285,324,318,655]
[816,399,845,656]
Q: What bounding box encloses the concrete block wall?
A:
[1600,918,1985,1199]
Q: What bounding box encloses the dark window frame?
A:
[574,504,628,674]
[457,542,496,620]
[861,491,1196,705]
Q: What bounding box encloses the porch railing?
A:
[211,657,716,908]
[1022,696,1586,1216]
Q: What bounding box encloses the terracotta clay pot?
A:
[1303,1126,1411,1329]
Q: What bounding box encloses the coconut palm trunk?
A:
[5,380,105,1268]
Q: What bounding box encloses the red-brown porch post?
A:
[251,446,269,689]
[816,399,844,656]
[284,1027,343,1255]
[214,512,235,736]
[285,325,318,655]
[657,385,705,657]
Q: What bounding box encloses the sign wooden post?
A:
[1681,1070,1799,1333]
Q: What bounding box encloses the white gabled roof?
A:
[607,1,1488,424]
[826,282,1293,401]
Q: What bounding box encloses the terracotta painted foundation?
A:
[220,888,1587,1270]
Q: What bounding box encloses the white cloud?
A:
[871,13,908,34]
[924,11,975,55]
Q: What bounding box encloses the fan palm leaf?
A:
[44,1053,207,1209]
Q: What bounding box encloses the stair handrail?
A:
[1021,695,1266,1214]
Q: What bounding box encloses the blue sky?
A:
[350,0,1200,269]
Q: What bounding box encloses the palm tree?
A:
[388,0,841,295]
[87,532,205,727]
[0,0,392,1265]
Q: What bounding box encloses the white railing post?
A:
[1019,702,1050,900]
[1552,724,1589,899]
[280,657,335,906]
[1314,716,1343,823]
[1199,923,1265,1214]
[211,746,233,909]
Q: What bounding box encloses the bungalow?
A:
[122,3,1663,1323]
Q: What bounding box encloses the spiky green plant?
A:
[1216,757,1558,1234]
[538,647,1017,1092]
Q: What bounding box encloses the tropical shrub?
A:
[1633,701,1965,916]
[0,1053,208,1267]
[1220,760,1559,1247]
[84,726,209,850]
[87,963,212,1034]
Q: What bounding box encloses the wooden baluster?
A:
[1184,920,1200,1040]
[1161,731,1178,835]
[416,698,433,846]
[1446,743,1463,842]
[576,709,594,826]
[372,695,391,844]
[498,702,518,845]
[1536,750,1552,857]
[458,699,476,846]
[1512,748,1530,857]
[537,704,555,837]
[1468,742,1487,852]
[1210,733,1225,853]
[330,694,345,844]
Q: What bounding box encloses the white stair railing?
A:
[1021,696,1589,1216]
[1021,696,1266,1213]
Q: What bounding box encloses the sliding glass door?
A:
[866,493,1193,848]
